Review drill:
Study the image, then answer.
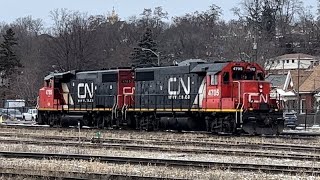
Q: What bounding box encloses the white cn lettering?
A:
[181,77,190,95]
[78,83,94,99]
[168,77,179,95]
[247,93,268,103]
[168,77,190,95]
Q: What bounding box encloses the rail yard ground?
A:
[0,122,320,179]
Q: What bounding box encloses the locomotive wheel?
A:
[138,115,157,131]
[94,114,104,129]
[104,115,112,128]
[82,114,92,127]
[209,116,235,134]
[37,112,45,125]
[205,118,213,132]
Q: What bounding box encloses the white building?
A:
[265,53,319,74]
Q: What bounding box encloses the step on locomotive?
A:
[37,60,284,135]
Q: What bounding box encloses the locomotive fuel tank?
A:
[159,116,200,131]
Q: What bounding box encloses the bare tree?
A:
[45,9,99,71]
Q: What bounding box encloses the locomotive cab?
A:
[38,71,75,110]
[204,62,283,134]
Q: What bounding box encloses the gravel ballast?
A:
[0,142,319,167]
[0,158,316,180]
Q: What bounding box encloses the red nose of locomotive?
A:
[241,81,272,110]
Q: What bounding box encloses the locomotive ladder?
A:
[111,96,118,120]
[234,81,243,129]
[235,103,243,129]
[122,104,128,122]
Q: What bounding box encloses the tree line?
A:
[0,0,319,105]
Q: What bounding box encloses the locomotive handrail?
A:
[124,93,202,111]
[233,81,241,106]
[240,103,244,124]
[233,81,242,126]
[57,93,118,110]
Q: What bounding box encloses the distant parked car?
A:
[22,109,37,121]
[1,109,23,120]
[284,112,298,130]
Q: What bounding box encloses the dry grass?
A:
[0,142,318,168]
[0,157,316,180]
[0,176,38,180]
[1,134,318,157]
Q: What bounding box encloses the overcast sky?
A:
[0,0,318,26]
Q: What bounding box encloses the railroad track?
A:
[0,151,319,176]
[0,125,319,145]
[0,167,179,180]
[2,123,320,139]
[0,131,319,154]
[0,138,319,161]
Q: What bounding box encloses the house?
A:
[265,53,320,74]
[266,73,297,111]
[314,92,320,111]
[297,66,320,113]
[267,66,320,125]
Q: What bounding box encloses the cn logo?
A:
[45,89,53,96]
[247,93,268,103]
[78,82,94,99]
[168,77,191,99]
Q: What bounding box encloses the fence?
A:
[284,108,320,127]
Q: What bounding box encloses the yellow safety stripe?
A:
[38,108,112,111]
[126,108,242,112]
[38,108,242,113]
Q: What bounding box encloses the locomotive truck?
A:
[37,60,284,135]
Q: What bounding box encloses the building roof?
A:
[178,59,207,66]
[274,53,316,60]
[266,74,287,88]
[289,70,313,91]
[191,62,228,73]
[299,65,320,92]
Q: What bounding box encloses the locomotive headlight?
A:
[259,84,263,89]
[259,89,263,93]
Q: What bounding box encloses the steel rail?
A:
[1,131,320,153]
[1,124,320,139]
[0,151,319,176]
[0,138,320,161]
[0,167,179,180]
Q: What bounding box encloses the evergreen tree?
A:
[0,28,21,79]
[131,28,158,67]
[261,2,276,41]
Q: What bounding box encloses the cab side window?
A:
[257,72,264,80]
[232,71,242,80]
[223,72,229,84]
[210,75,218,85]
[45,80,51,87]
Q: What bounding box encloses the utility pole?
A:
[282,60,285,76]
[297,55,300,114]
[253,37,257,63]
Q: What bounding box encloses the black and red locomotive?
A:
[37,60,284,134]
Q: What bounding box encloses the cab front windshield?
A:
[232,66,264,80]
